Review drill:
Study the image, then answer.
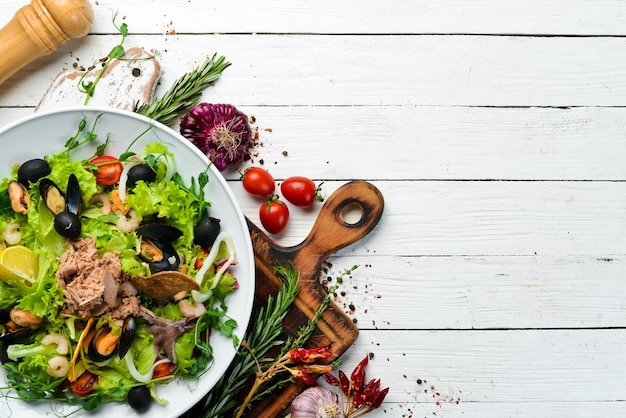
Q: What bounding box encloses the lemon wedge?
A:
[0,245,39,283]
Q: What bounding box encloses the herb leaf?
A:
[136,54,231,126]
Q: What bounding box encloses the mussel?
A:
[137,224,183,242]
[17,158,51,186]
[87,317,136,362]
[0,309,33,342]
[44,174,83,239]
[8,181,30,214]
[137,224,182,273]
[65,173,82,216]
[39,178,66,215]
[140,239,180,273]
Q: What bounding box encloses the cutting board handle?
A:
[0,0,93,86]
[291,180,384,271]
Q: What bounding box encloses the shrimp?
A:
[178,299,206,318]
[2,222,21,245]
[89,192,112,215]
[47,355,70,378]
[41,333,69,355]
[116,209,139,232]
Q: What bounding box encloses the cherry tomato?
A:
[242,167,275,197]
[280,176,323,208]
[152,359,176,379]
[88,155,123,186]
[68,370,98,397]
[259,199,289,234]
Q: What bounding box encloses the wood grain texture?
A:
[244,181,384,416]
[1,0,625,416]
[3,0,626,35]
[4,35,626,107]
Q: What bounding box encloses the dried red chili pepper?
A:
[323,372,340,387]
[290,368,318,386]
[350,355,369,393]
[288,345,332,364]
[296,364,334,374]
[353,378,380,407]
[371,386,390,408]
[338,370,350,396]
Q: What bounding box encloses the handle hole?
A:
[340,202,364,226]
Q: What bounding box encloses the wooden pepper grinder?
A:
[0,0,93,86]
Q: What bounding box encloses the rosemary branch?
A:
[136,54,231,126]
[196,262,300,418]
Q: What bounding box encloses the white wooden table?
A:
[1,1,625,417]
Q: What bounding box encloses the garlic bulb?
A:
[290,387,343,418]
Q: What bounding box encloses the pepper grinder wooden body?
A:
[0,0,93,86]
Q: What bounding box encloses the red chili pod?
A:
[371,386,390,408]
[291,368,318,386]
[353,378,379,407]
[296,364,334,374]
[289,345,332,364]
[338,370,350,396]
[350,355,369,393]
[323,373,340,387]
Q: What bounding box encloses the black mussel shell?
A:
[17,159,51,186]
[0,342,11,364]
[65,174,82,216]
[88,325,119,362]
[39,178,66,215]
[127,164,157,187]
[118,316,137,359]
[193,216,221,248]
[137,224,183,243]
[0,310,10,324]
[141,240,180,273]
[54,210,81,239]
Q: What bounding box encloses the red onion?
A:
[180,103,251,171]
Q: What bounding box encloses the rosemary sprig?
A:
[136,54,231,126]
[194,262,300,418]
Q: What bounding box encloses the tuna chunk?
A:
[56,238,140,319]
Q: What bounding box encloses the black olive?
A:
[54,210,81,239]
[127,385,152,410]
[127,164,157,187]
[17,159,51,186]
[194,216,221,248]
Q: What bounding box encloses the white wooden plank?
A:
[3,0,626,36]
[320,255,626,330]
[231,180,626,256]
[3,35,626,107]
[5,106,626,182]
[342,329,626,407]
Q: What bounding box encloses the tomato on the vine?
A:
[280,176,323,208]
[88,155,123,186]
[242,167,275,197]
[259,199,289,234]
[67,370,98,396]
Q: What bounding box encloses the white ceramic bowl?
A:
[0,107,255,418]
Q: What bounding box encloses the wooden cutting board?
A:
[245,180,384,417]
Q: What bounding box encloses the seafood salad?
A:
[0,114,240,413]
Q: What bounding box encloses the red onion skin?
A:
[180,103,252,171]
